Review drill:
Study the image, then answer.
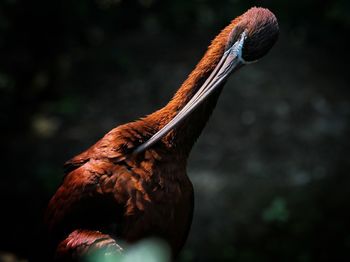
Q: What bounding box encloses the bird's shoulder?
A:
[64,121,153,174]
[46,158,134,234]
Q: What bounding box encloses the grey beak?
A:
[134,31,248,154]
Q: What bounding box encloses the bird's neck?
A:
[165,83,224,155]
[143,32,230,156]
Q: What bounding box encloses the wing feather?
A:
[55,229,123,262]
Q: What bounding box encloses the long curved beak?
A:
[134,32,248,154]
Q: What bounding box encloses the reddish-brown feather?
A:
[46,7,278,261]
[55,230,122,262]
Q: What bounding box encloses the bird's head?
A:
[225,7,279,63]
[134,7,279,154]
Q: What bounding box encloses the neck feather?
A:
[140,17,242,155]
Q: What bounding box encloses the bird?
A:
[45,6,279,261]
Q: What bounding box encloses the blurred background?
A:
[1,0,350,261]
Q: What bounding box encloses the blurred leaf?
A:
[87,238,170,262]
[262,197,289,223]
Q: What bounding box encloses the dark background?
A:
[1,0,350,261]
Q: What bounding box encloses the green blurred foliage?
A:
[262,197,289,223]
[87,239,170,262]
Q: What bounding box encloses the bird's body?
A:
[46,7,279,261]
[46,122,194,258]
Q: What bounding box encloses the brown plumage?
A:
[55,230,123,262]
[46,7,279,261]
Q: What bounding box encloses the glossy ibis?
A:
[46,7,279,261]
